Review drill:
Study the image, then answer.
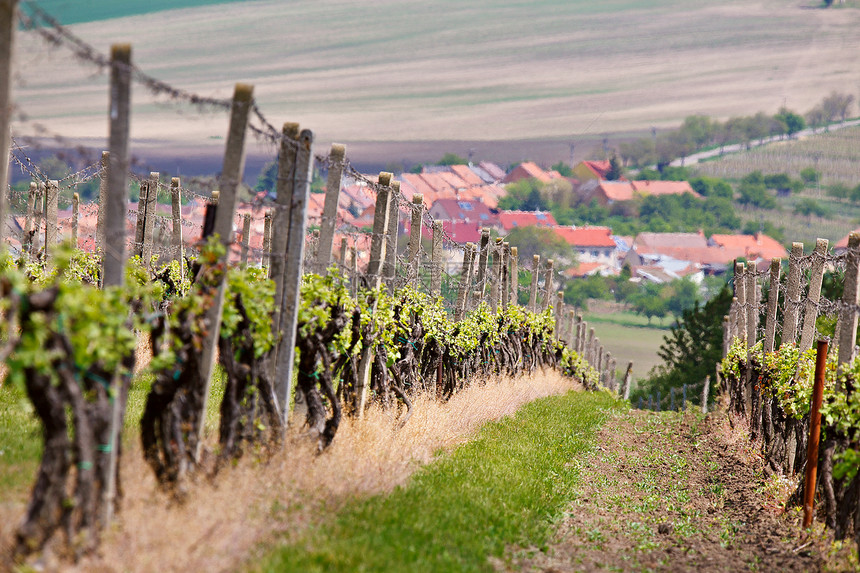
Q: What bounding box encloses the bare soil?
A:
[503,409,826,572]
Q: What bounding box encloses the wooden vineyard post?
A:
[509,246,518,306]
[71,192,79,247]
[543,259,554,311]
[763,258,781,354]
[102,43,132,525]
[0,0,17,247]
[501,242,510,308]
[196,83,254,452]
[607,355,616,391]
[702,375,710,414]
[623,362,633,400]
[567,309,575,346]
[240,213,251,265]
[316,143,345,274]
[339,237,348,271]
[529,254,540,312]
[799,239,829,353]
[408,194,424,288]
[586,327,595,364]
[782,242,805,346]
[803,339,828,529]
[97,151,109,250]
[575,315,583,352]
[837,233,860,386]
[455,242,475,321]
[141,172,158,266]
[430,220,442,296]
[44,179,58,264]
[734,262,747,345]
[473,228,490,307]
[595,343,604,383]
[268,123,300,337]
[133,179,148,257]
[274,128,314,423]
[355,173,392,415]
[170,177,183,266]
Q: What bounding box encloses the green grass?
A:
[581,311,670,378]
[254,391,625,573]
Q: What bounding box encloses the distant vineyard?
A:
[695,126,860,186]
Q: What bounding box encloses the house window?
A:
[591,250,599,257]
[480,214,488,220]
[579,249,586,255]
[458,202,473,211]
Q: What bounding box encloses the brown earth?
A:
[502,409,835,572]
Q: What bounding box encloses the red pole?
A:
[803,338,828,529]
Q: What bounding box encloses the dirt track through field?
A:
[504,410,824,572]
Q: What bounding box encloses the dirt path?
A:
[505,409,823,572]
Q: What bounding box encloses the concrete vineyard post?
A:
[799,238,828,353]
[356,173,392,416]
[431,221,442,296]
[240,213,251,265]
[764,258,781,354]
[509,246,518,307]
[782,242,804,346]
[339,237,348,269]
[529,255,540,312]
[490,238,503,312]
[586,327,594,364]
[275,128,314,423]
[745,260,758,346]
[142,172,159,266]
[170,177,183,267]
[384,181,400,284]
[567,309,575,346]
[0,0,17,247]
[554,291,563,341]
[23,181,35,256]
[623,362,633,400]
[268,123,300,336]
[316,143,345,274]
[473,228,490,306]
[103,43,132,525]
[734,262,747,345]
[262,210,272,268]
[408,194,424,288]
[71,192,79,247]
[133,180,148,258]
[196,83,254,451]
[575,316,583,352]
[837,233,860,386]
[607,355,615,391]
[702,375,710,414]
[455,242,475,321]
[44,179,58,263]
[97,151,109,249]
[543,259,554,311]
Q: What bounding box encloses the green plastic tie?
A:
[96,444,112,453]
[78,461,93,471]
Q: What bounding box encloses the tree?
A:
[736,171,776,209]
[551,161,572,177]
[504,226,577,266]
[774,107,805,138]
[498,178,548,211]
[827,182,851,201]
[794,198,829,224]
[255,160,277,193]
[436,152,468,166]
[605,155,623,180]
[664,278,699,317]
[820,90,855,122]
[564,275,610,310]
[629,282,668,325]
[800,167,820,185]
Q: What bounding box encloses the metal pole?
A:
[803,339,828,529]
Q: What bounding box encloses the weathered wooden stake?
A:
[528,254,540,312]
[509,246,518,307]
[431,221,443,296]
[702,375,710,414]
[623,362,633,400]
[22,181,35,255]
[501,242,511,308]
[384,181,401,284]
[316,143,345,274]
[799,238,829,353]
[489,238,502,311]
[142,172,158,266]
[350,246,358,296]
[555,291,564,341]
[455,242,475,321]
[734,262,747,345]
[133,180,148,257]
[763,258,781,354]
[782,242,805,346]
[745,260,759,345]
[474,228,490,303]
[196,83,254,449]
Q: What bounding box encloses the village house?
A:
[498,210,557,232]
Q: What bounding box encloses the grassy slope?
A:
[580,312,668,378]
[254,390,624,573]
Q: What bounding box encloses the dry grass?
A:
[1,369,579,572]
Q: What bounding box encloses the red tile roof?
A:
[420,173,459,196]
[563,261,608,278]
[580,160,612,179]
[498,210,557,231]
[502,161,554,184]
[553,226,616,248]
[450,164,486,187]
[631,180,701,198]
[708,233,788,261]
[478,161,506,181]
[596,181,635,202]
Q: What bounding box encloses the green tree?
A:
[550,161,572,177]
[629,282,668,325]
[605,155,623,180]
[827,182,851,201]
[794,198,829,223]
[736,171,776,209]
[800,167,820,185]
[564,275,610,310]
[774,107,805,138]
[436,152,468,166]
[255,160,277,193]
[504,226,577,266]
